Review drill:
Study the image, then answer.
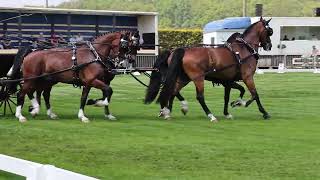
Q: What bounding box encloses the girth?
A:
[204,37,260,80]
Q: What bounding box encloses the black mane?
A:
[242,21,261,37]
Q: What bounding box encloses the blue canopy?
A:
[204,17,251,33]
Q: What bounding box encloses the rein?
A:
[167,36,261,85]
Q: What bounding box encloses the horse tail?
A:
[144,50,171,104]
[8,46,33,79]
[7,46,33,92]
[158,48,185,106]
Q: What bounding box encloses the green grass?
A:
[1,73,320,180]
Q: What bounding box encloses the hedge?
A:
[158,29,202,50]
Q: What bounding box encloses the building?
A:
[203,17,320,68]
[0,7,158,64]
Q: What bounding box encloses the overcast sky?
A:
[0,0,69,8]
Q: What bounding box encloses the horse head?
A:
[93,31,131,60]
[242,17,273,51]
[257,17,273,51]
[126,31,141,63]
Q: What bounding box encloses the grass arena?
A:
[1,73,320,179]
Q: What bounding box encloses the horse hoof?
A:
[105,114,117,121]
[181,108,188,115]
[94,100,109,107]
[164,115,171,120]
[158,110,164,117]
[28,105,34,112]
[208,114,218,123]
[80,117,90,123]
[263,113,271,120]
[30,112,38,117]
[19,116,27,123]
[49,113,58,119]
[225,114,233,119]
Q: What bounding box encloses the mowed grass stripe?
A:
[0,73,320,180]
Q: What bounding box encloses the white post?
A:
[0,154,99,180]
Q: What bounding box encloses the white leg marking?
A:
[225,114,233,119]
[15,105,27,122]
[30,98,40,117]
[78,109,89,123]
[6,66,13,77]
[208,113,218,123]
[47,108,58,119]
[162,107,171,119]
[238,98,247,107]
[158,109,164,117]
[180,100,189,115]
[94,97,109,107]
[105,114,117,121]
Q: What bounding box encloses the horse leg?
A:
[242,77,270,119]
[83,79,112,121]
[104,88,117,121]
[194,79,217,122]
[16,82,35,122]
[43,87,58,119]
[176,92,188,115]
[230,82,246,108]
[28,90,41,117]
[160,80,189,119]
[78,86,91,123]
[222,83,233,119]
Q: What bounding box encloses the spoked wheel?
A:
[0,83,19,116]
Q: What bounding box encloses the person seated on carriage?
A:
[50,33,59,47]
[28,35,38,48]
[0,35,12,49]
[36,32,51,49]
[69,34,77,45]
[75,33,84,43]
[58,33,67,45]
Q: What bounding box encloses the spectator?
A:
[311,34,318,41]
[50,33,59,47]
[311,45,319,57]
[58,34,67,45]
[0,33,12,49]
[75,33,84,42]
[29,35,38,48]
[69,34,77,44]
[37,32,49,48]
[282,35,289,41]
[291,37,295,41]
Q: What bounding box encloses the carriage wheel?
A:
[0,83,19,116]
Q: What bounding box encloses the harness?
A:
[183,37,261,83]
[0,41,116,86]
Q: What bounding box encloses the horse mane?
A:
[227,32,241,43]
[93,30,137,43]
[93,31,119,43]
[242,20,261,37]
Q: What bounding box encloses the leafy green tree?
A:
[58,0,320,28]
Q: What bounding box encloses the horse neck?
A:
[242,27,261,50]
[93,35,117,57]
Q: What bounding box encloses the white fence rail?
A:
[0,154,99,180]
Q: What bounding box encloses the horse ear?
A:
[266,18,272,25]
[260,16,263,21]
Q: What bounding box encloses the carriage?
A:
[0,49,19,115]
[0,7,158,118]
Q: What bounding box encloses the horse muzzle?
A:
[263,43,272,51]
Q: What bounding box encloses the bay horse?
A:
[13,31,131,123]
[144,46,246,119]
[24,31,141,121]
[158,17,273,122]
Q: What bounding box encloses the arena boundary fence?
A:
[0,154,98,180]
